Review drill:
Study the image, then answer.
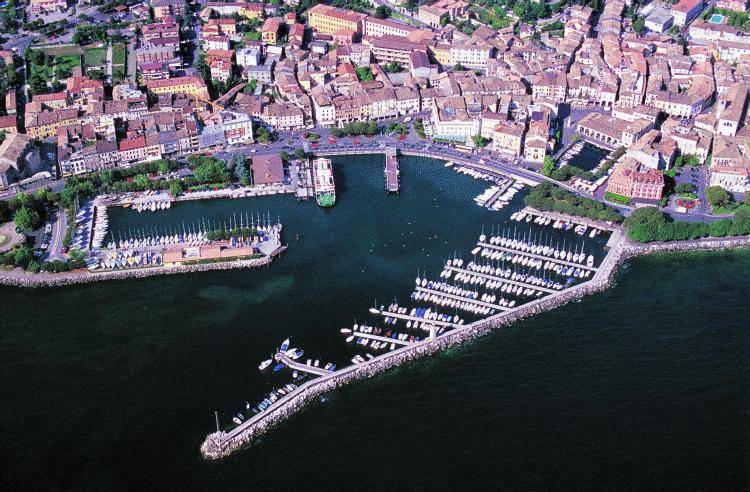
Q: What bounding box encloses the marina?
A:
[204,198,617,457]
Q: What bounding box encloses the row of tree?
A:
[524,181,623,223]
[624,207,750,242]
[330,121,379,138]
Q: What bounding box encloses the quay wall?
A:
[0,248,285,288]
[200,233,750,460]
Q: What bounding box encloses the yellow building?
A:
[428,43,452,66]
[262,17,283,44]
[307,4,366,35]
[25,109,78,139]
[146,76,210,100]
[492,123,525,156]
[418,5,447,28]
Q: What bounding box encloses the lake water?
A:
[1,156,747,489]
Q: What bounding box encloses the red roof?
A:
[672,0,702,13]
[119,136,146,151]
[146,76,206,89]
[0,115,15,128]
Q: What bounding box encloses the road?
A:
[46,206,67,261]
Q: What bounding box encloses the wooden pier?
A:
[276,354,333,377]
[380,310,460,329]
[477,242,598,272]
[414,286,511,311]
[483,179,514,209]
[385,147,399,193]
[445,265,557,294]
[353,331,412,346]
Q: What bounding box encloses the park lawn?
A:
[56,54,81,68]
[712,203,750,215]
[83,47,107,68]
[604,191,630,205]
[112,44,126,65]
[30,61,53,81]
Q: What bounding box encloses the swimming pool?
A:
[710,13,725,24]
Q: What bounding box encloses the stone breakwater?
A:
[200,234,750,460]
[0,251,284,288]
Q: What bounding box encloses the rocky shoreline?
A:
[0,248,285,288]
[200,234,750,460]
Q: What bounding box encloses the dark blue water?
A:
[0,156,747,489]
[568,145,608,171]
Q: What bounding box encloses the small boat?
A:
[273,363,285,372]
[340,328,351,334]
[369,307,381,314]
[258,359,272,371]
[280,338,290,352]
[346,335,354,343]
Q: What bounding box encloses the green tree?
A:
[13,206,40,232]
[355,66,374,82]
[541,156,556,177]
[157,160,171,175]
[705,185,731,207]
[294,148,307,160]
[100,169,114,188]
[13,245,33,268]
[472,135,488,148]
[633,16,645,35]
[168,180,183,197]
[234,159,250,184]
[194,160,231,184]
[374,5,391,18]
[133,174,151,189]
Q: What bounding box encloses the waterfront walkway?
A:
[521,207,619,232]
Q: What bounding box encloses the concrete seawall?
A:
[200,233,750,459]
[0,248,285,288]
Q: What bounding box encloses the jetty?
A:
[482,179,515,209]
[275,353,333,377]
[385,147,399,193]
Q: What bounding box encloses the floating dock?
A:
[353,331,412,346]
[444,264,557,294]
[483,179,515,209]
[385,147,399,193]
[275,353,333,377]
[477,242,598,272]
